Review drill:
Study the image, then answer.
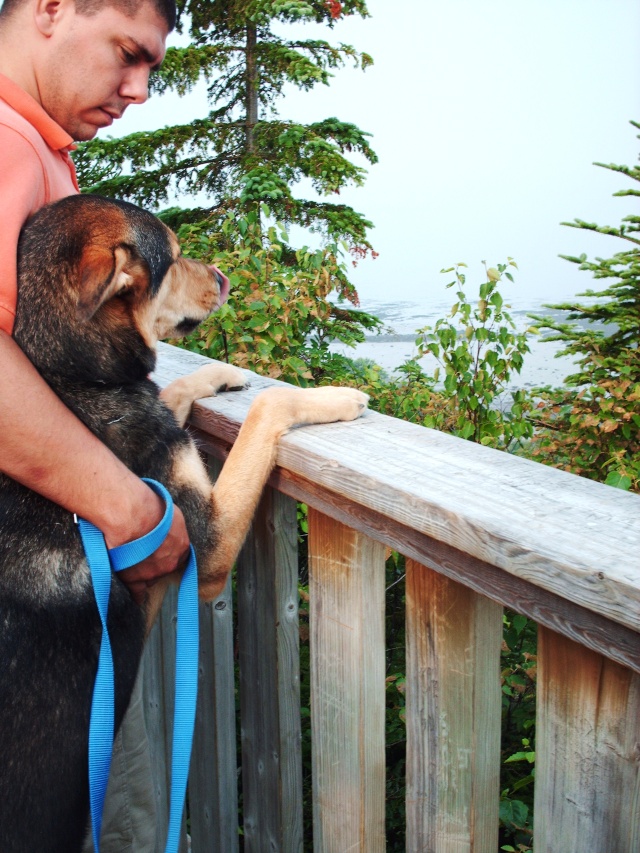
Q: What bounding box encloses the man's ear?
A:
[34,0,70,37]
[76,245,146,321]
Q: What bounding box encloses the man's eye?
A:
[121,49,136,64]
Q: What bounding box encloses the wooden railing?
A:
[146,343,640,853]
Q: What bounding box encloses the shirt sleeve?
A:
[0,123,47,335]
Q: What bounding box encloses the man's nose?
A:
[119,68,150,105]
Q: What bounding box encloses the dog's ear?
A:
[76,244,146,321]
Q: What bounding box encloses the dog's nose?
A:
[209,265,230,305]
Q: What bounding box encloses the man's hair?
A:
[0,0,176,31]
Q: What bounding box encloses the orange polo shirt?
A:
[0,73,80,335]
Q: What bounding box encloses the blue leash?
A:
[77,478,199,853]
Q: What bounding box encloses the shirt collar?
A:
[0,72,75,151]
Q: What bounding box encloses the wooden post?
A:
[186,455,239,851]
[535,627,640,852]
[142,585,188,853]
[237,487,303,852]
[405,560,502,852]
[308,508,386,852]
[187,583,239,852]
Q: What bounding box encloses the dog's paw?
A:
[325,387,369,422]
[192,363,248,398]
[286,386,369,425]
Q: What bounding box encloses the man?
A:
[0,0,188,599]
[0,0,222,847]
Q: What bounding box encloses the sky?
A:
[109,0,640,309]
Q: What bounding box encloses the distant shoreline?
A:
[331,298,590,390]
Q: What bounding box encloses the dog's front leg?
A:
[196,385,368,601]
[159,363,247,427]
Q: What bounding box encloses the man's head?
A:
[0,0,175,30]
[0,0,176,140]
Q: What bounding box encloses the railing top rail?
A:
[155,345,640,639]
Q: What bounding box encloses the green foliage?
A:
[170,205,381,384]
[335,261,534,457]
[73,0,377,254]
[74,0,380,386]
[527,120,640,492]
[499,611,536,851]
[414,260,533,449]
[383,550,408,851]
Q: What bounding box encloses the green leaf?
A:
[499,799,529,828]
[605,471,632,490]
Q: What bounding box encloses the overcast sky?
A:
[110,0,640,308]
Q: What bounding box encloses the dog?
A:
[0,194,368,852]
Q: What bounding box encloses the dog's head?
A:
[16,195,228,381]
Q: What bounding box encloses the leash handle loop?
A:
[109,479,174,571]
[79,478,199,853]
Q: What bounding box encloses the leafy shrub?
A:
[527,123,640,492]
[172,206,381,384]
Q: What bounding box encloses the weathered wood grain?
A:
[535,627,640,852]
[308,509,386,852]
[154,345,640,638]
[187,592,240,852]
[187,456,240,851]
[167,421,640,675]
[237,487,303,852]
[142,585,189,852]
[406,561,502,852]
[265,466,640,675]
[152,344,640,851]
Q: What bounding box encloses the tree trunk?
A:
[245,23,258,154]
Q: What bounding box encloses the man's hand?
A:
[113,502,191,606]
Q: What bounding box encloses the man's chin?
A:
[71,128,100,142]
[71,111,117,141]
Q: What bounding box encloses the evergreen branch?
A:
[594,161,640,183]
[150,44,243,95]
[560,219,640,246]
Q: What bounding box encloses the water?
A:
[330,297,584,391]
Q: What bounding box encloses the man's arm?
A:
[0,330,190,603]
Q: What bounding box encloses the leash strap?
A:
[78,478,199,853]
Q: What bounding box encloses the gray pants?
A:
[82,666,157,852]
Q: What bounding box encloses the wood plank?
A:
[406,560,502,852]
[187,588,239,851]
[187,456,239,852]
[142,585,188,852]
[308,508,386,852]
[236,487,303,852]
[154,345,640,638]
[264,467,640,675]
[186,429,640,674]
[182,428,640,675]
[535,627,640,851]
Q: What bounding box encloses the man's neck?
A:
[0,27,42,104]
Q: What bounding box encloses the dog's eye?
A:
[116,285,133,300]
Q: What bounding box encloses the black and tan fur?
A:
[0,194,367,852]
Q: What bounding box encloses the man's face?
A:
[37,0,168,140]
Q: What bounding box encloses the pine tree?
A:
[74,0,379,383]
[528,121,640,490]
[74,0,376,248]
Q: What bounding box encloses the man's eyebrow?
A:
[126,37,164,71]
